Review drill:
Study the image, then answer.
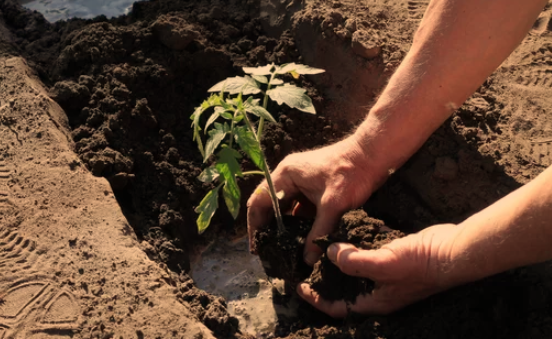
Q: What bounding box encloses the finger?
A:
[303,208,341,266]
[297,283,348,318]
[247,181,273,254]
[348,289,396,315]
[298,283,396,316]
[327,243,397,280]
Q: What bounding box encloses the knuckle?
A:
[320,193,348,214]
[336,249,357,275]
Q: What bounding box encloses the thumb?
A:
[303,209,341,266]
[327,242,394,280]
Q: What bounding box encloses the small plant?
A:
[191,63,324,234]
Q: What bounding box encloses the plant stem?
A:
[241,109,285,234]
[258,72,277,139]
[229,109,238,149]
[242,170,265,176]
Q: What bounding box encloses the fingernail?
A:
[327,243,338,262]
[304,252,319,266]
[297,283,309,295]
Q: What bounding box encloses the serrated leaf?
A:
[244,97,261,108]
[223,179,241,219]
[204,128,227,162]
[216,147,243,179]
[267,84,316,114]
[242,64,275,75]
[207,94,224,106]
[204,108,222,132]
[192,106,204,132]
[221,112,234,120]
[208,76,261,95]
[199,166,220,183]
[252,75,268,84]
[246,105,277,123]
[215,147,243,219]
[277,63,325,75]
[195,186,221,234]
[271,78,284,85]
[193,126,205,157]
[235,126,263,169]
[214,122,231,133]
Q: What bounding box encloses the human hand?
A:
[247,137,386,265]
[297,223,465,317]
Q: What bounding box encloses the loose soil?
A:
[255,211,403,303]
[3,0,552,338]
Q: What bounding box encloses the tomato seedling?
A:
[191,63,324,234]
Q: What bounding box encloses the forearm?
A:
[445,166,552,286]
[350,0,546,180]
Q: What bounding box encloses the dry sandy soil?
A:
[2,0,552,338]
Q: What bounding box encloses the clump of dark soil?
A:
[308,210,403,302]
[253,215,312,285]
[255,210,403,303]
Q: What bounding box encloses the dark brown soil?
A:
[308,210,404,302]
[254,215,313,285]
[0,0,339,273]
[255,211,403,303]
[4,0,552,338]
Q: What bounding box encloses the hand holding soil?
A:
[297,223,459,317]
[247,137,380,265]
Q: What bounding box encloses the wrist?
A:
[346,112,404,189]
[339,129,390,195]
[440,216,501,288]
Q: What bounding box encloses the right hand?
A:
[297,223,464,316]
[247,137,386,265]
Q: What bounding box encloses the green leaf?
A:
[214,122,231,133]
[195,186,221,234]
[204,128,227,162]
[252,75,268,84]
[221,112,234,120]
[193,126,205,157]
[207,94,224,106]
[277,63,325,75]
[235,126,263,169]
[191,106,204,132]
[223,178,241,219]
[191,105,206,157]
[267,84,316,114]
[244,97,261,108]
[208,76,262,95]
[246,105,277,123]
[215,147,243,219]
[204,108,222,132]
[198,166,220,183]
[242,64,275,75]
[216,147,243,178]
